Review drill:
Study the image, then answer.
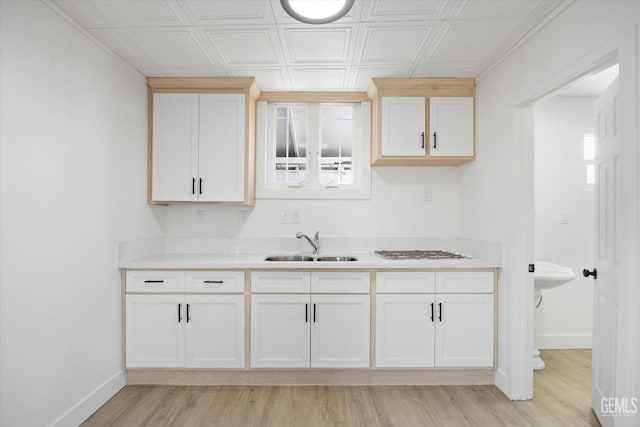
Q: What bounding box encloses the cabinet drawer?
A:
[376,272,436,293]
[251,272,311,293]
[126,271,185,293]
[435,271,494,293]
[185,271,245,293]
[311,272,370,294]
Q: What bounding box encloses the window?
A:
[257,100,371,199]
[583,130,595,190]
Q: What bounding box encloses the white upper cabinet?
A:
[148,77,259,205]
[381,97,425,156]
[370,78,475,166]
[198,94,245,202]
[151,93,245,203]
[429,97,474,157]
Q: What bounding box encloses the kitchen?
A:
[1,1,639,426]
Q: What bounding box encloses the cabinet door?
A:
[126,295,185,368]
[434,294,494,367]
[251,294,310,368]
[185,295,244,368]
[198,94,245,202]
[311,294,370,368]
[381,97,426,156]
[152,93,199,202]
[375,294,435,368]
[429,97,474,157]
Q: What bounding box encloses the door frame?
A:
[505,24,639,416]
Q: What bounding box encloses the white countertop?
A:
[120,252,500,270]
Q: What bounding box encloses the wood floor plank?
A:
[82,350,601,427]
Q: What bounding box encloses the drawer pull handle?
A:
[430,302,434,322]
[204,280,224,284]
[143,280,164,283]
[313,303,317,323]
[186,304,190,323]
[305,303,308,323]
[438,302,442,322]
[178,304,182,323]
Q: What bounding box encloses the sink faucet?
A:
[296,231,320,254]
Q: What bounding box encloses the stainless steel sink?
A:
[264,255,314,262]
[315,256,358,262]
[264,255,357,262]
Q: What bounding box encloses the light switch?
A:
[291,210,301,224]
[280,210,290,224]
[560,212,570,224]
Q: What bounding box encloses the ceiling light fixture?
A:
[280,0,354,25]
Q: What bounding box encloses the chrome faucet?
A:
[296,231,320,254]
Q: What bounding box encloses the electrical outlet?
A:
[291,210,301,224]
[560,212,570,224]
[239,209,248,224]
[196,209,206,224]
[423,186,432,201]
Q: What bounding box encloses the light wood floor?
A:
[82,350,600,427]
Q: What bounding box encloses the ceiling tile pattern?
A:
[50,0,567,91]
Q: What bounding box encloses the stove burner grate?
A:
[375,250,468,260]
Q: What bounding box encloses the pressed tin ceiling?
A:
[48,0,570,91]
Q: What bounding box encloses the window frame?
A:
[256,100,371,200]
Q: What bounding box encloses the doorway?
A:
[531,63,619,413]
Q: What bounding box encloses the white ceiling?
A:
[49,0,568,91]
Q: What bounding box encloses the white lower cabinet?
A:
[376,271,494,368]
[376,294,435,367]
[250,294,310,368]
[126,293,244,368]
[434,293,494,367]
[251,272,370,368]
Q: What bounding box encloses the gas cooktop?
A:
[374,250,468,260]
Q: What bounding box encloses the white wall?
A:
[534,96,595,349]
[461,0,640,399]
[0,2,163,426]
[163,167,459,239]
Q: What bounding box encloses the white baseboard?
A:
[536,334,592,349]
[49,370,126,427]
[494,368,508,396]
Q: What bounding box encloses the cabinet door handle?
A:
[204,280,224,284]
[421,131,425,149]
[192,178,196,195]
[431,302,434,322]
[199,178,203,195]
[178,303,182,323]
[438,302,442,321]
[305,303,308,323]
[313,303,316,323]
[186,304,190,323]
[143,280,164,283]
[433,132,437,149]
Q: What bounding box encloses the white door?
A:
[590,78,620,426]
[310,294,370,368]
[198,94,245,202]
[381,97,425,156]
[185,294,244,368]
[429,97,474,157]
[250,294,310,368]
[434,294,494,367]
[125,295,185,368]
[151,93,199,202]
[376,294,435,367]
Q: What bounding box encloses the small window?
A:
[257,100,371,199]
[584,130,595,190]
